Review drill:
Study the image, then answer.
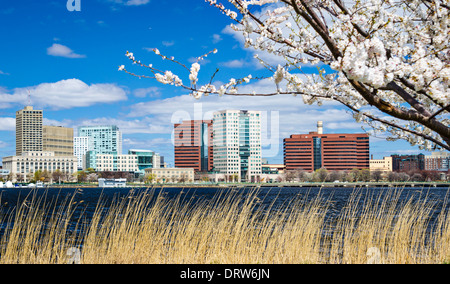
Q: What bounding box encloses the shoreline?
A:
[7,181,449,189]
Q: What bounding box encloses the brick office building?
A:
[174,120,213,172]
[284,122,370,172]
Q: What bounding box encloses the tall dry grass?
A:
[0,187,449,264]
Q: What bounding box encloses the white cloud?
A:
[124,137,172,148]
[77,117,171,134]
[133,87,161,98]
[0,117,15,131]
[162,41,175,47]
[1,79,127,110]
[212,34,223,44]
[220,59,247,68]
[0,69,9,75]
[109,0,151,6]
[47,43,86,59]
[0,140,8,148]
[125,0,150,5]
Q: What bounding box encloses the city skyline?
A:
[0,1,446,166]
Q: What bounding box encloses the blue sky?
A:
[0,0,436,166]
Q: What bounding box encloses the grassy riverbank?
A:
[0,187,449,264]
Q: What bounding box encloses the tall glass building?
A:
[78,125,122,169]
[213,110,262,182]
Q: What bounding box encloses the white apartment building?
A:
[96,154,138,172]
[213,110,262,182]
[2,151,78,182]
[74,136,93,170]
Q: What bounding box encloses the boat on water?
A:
[0,181,14,188]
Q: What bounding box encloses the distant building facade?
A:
[74,136,93,170]
[43,125,74,156]
[425,152,450,171]
[78,125,122,169]
[128,149,161,174]
[391,154,425,172]
[16,106,43,155]
[213,110,262,182]
[370,156,393,172]
[284,121,370,172]
[96,154,138,172]
[2,151,78,182]
[174,120,213,172]
[145,167,194,183]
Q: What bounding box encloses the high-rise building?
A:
[174,120,213,172]
[74,136,93,170]
[43,125,74,156]
[213,110,262,182]
[284,121,370,172]
[16,106,43,155]
[78,125,122,169]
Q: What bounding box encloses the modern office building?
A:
[391,154,425,172]
[43,125,74,156]
[2,151,78,182]
[174,120,213,172]
[128,149,161,174]
[284,121,370,172]
[213,110,262,182]
[370,156,393,172]
[74,136,93,170]
[78,125,122,169]
[16,106,43,156]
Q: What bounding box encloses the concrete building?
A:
[144,167,194,183]
[16,106,43,155]
[370,156,393,172]
[2,151,78,182]
[213,110,262,182]
[43,125,74,156]
[174,120,213,172]
[284,121,370,172]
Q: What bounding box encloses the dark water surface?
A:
[1,185,449,242]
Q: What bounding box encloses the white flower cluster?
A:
[155,71,183,86]
[189,63,200,85]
